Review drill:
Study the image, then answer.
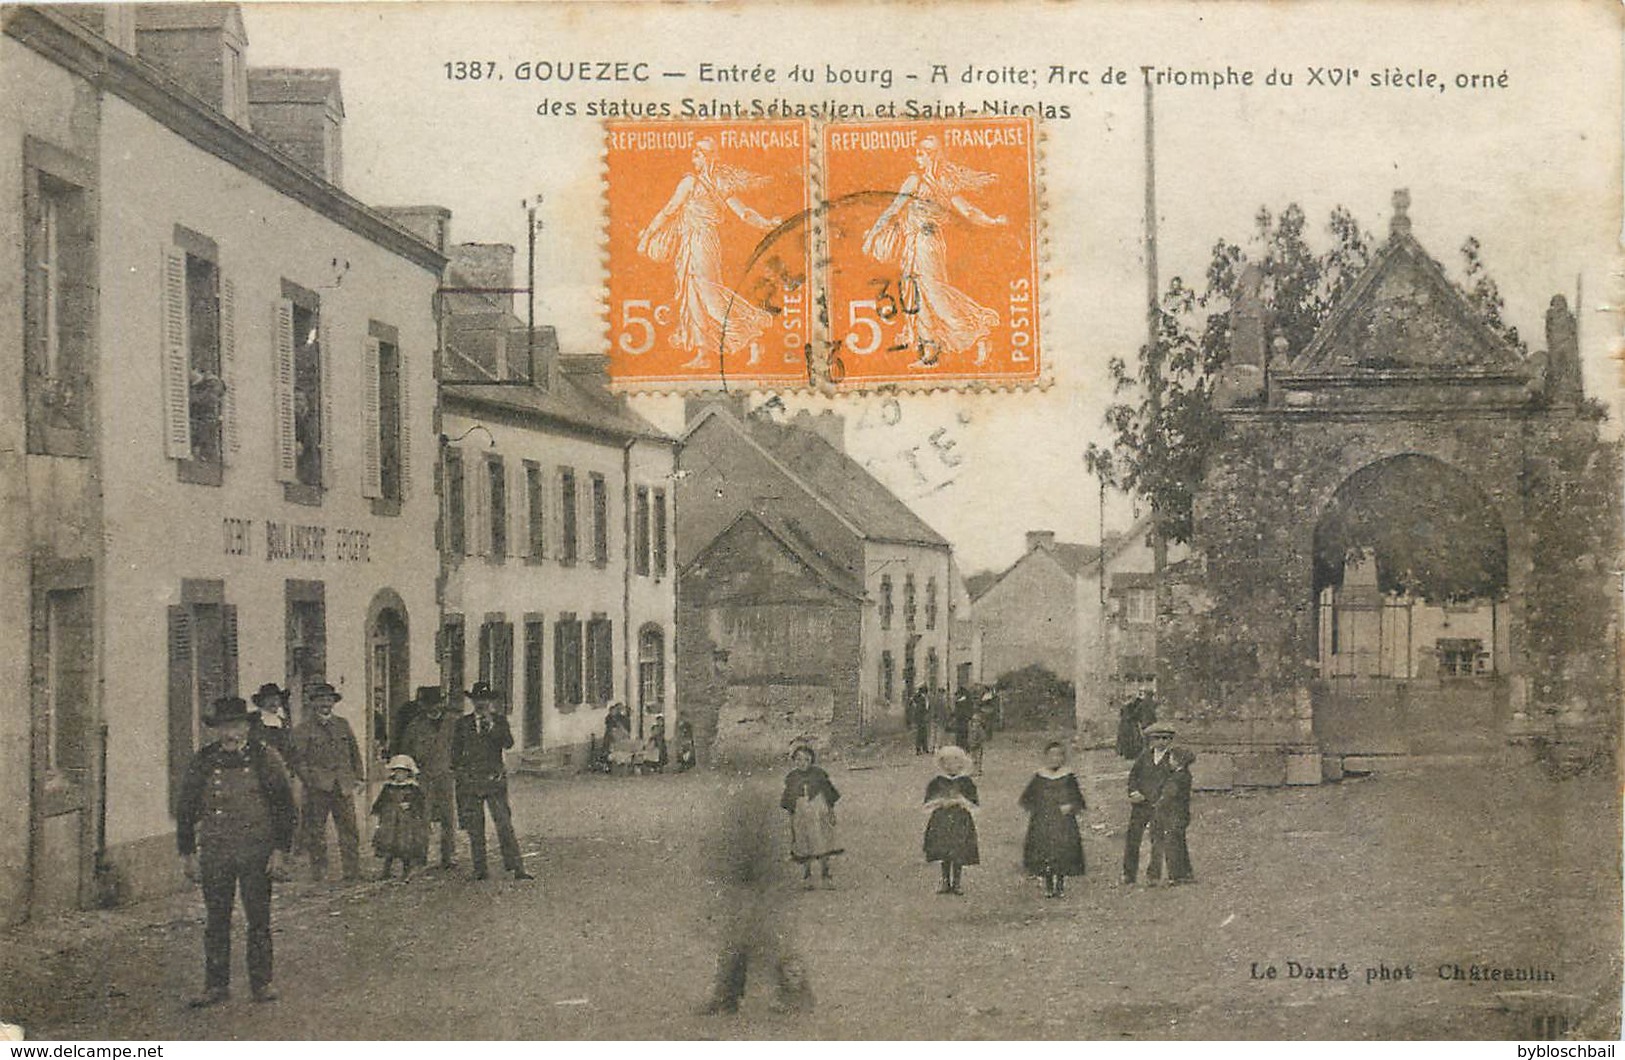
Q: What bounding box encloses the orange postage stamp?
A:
[604,120,813,389]
[822,118,1040,386]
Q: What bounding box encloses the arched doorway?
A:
[366,591,410,770]
[1310,455,1510,753]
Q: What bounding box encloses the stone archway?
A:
[1310,454,1512,753]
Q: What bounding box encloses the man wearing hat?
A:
[1123,721,1177,885]
[248,683,294,762]
[176,696,297,1007]
[450,682,532,880]
[401,685,459,869]
[289,682,363,881]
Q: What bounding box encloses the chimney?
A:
[134,3,251,127]
[1544,294,1583,403]
[1026,530,1057,553]
[449,243,517,315]
[790,408,847,453]
[377,206,453,256]
[247,68,344,185]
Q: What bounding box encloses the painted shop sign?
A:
[221,517,371,563]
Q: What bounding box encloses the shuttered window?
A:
[585,617,614,706]
[23,140,94,457]
[439,615,466,708]
[166,585,238,815]
[277,282,325,500]
[478,618,515,713]
[553,614,582,710]
[365,324,405,509]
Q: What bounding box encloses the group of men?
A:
[173,679,532,1009]
[906,683,997,757]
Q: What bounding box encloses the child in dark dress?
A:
[371,754,429,880]
[781,744,842,888]
[1019,740,1087,897]
[674,719,697,772]
[923,745,979,895]
[1151,746,1196,884]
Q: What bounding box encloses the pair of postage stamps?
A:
[604,118,1041,390]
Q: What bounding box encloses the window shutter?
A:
[161,246,191,460]
[501,622,515,714]
[167,606,193,816]
[398,353,412,501]
[219,277,239,464]
[551,468,565,561]
[222,604,239,697]
[273,299,297,483]
[319,317,335,489]
[470,458,488,557]
[514,466,530,558]
[361,336,382,498]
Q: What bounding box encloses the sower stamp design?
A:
[823,118,1040,386]
[606,120,813,388]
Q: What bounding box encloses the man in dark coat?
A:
[289,682,363,881]
[952,685,975,749]
[1122,721,1176,884]
[248,683,294,762]
[176,696,297,1007]
[451,682,533,881]
[401,685,459,869]
[1116,691,1157,760]
[908,685,931,755]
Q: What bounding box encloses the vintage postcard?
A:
[0,0,1620,1046]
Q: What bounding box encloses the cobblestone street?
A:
[2,736,1618,1040]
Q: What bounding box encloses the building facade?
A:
[425,239,679,767]
[676,400,954,753]
[1,5,444,922]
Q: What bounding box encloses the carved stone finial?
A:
[1391,188,1412,238]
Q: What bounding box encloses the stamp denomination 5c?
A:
[823,118,1040,386]
[606,120,813,388]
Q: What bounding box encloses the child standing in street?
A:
[1151,746,1197,884]
[371,754,428,880]
[781,744,842,889]
[923,745,979,895]
[1019,740,1087,898]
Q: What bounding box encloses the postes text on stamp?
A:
[822,118,1040,386]
[605,120,813,388]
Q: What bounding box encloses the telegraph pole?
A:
[1144,79,1167,676]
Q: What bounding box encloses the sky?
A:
[241,0,1623,574]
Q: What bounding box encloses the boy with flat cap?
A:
[176,696,297,1007]
[1123,721,1177,885]
[451,682,533,880]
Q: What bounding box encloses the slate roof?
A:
[443,348,672,445]
[737,416,950,549]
